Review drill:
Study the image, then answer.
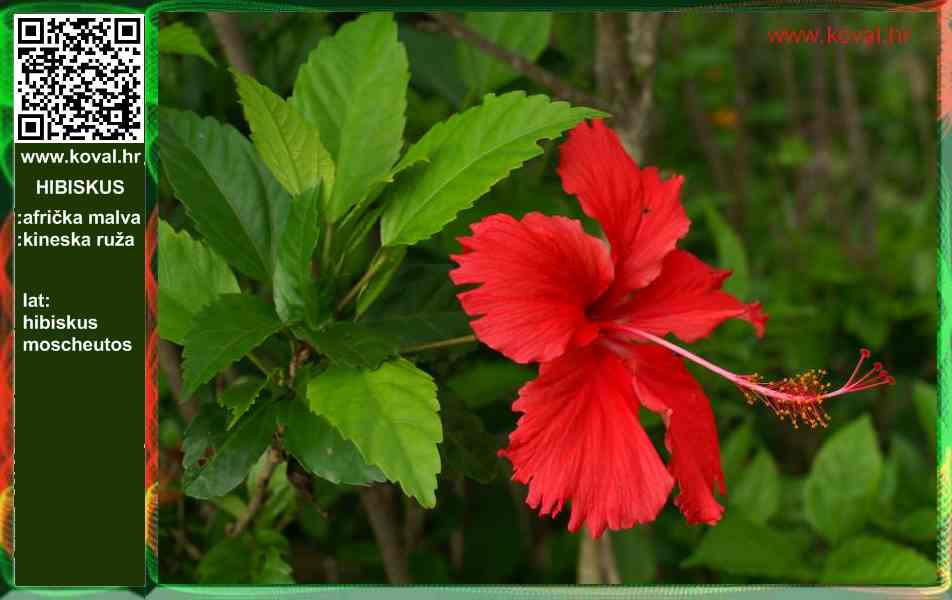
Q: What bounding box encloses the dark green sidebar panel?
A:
[13,144,145,586]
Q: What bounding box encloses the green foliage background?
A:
[155,11,938,585]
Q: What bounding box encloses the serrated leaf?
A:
[157,22,216,65]
[182,294,284,398]
[457,13,552,98]
[273,185,325,324]
[441,402,498,483]
[158,220,240,344]
[160,108,290,281]
[183,401,278,499]
[820,536,936,585]
[380,92,604,247]
[291,12,408,221]
[704,203,749,299]
[234,71,334,198]
[302,321,400,369]
[729,449,780,525]
[281,398,386,486]
[804,415,883,544]
[307,358,442,507]
[218,376,267,430]
[683,516,813,581]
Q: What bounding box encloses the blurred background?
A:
[156,11,938,585]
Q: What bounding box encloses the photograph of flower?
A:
[155,10,937,585]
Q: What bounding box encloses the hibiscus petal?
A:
[558,119,690,296]
[451,213,613,364]
[500,345,674,538]
[621,250,768,343]
[629,343,726,525]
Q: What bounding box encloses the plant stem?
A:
[207,13,254,75]
[171,528,203,561]
[228,435,284,537]
[401,335,477,354]
[335,251,387,314]
[360,485,411,584]
[428,13,607,111]
[577,535,601,583]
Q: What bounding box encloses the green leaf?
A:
[280,398,386,486]
[729,449,780,525]
[291,12,409,221]
[380,92,605,247]
[719,421,755,484]
[218,376,267,430]
[254,547,295,584]
[445,360,533,409]
[273,185,325,325]
[820,536,936,585]
[183,401,278,499]
[157,220,240,345]
[181,294,284,398]
[874,453,899,522]
[891,433,935,510]
[704,203,749,299]
[777,476,808,525]
[683,516,813,580]
[234,71,334,198]
[198,532,295,584]
[182,402,227,469]
[307,358,442,507]
[804,414,883,544]
[302,321,400,369]
[197,536,255,583]
[211,495,248,520]
[160,108,290,281]
[894,507,937,542]
[913,380,937,452]
[157,22,216,65]
[457,13,553,98]
[441,402,498,483]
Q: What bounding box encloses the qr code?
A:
[14,14,144,143]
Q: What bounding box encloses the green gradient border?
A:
[0,0,948,597]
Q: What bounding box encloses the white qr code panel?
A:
[14,14,144,143]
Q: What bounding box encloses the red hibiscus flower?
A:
[450,119,892,538]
